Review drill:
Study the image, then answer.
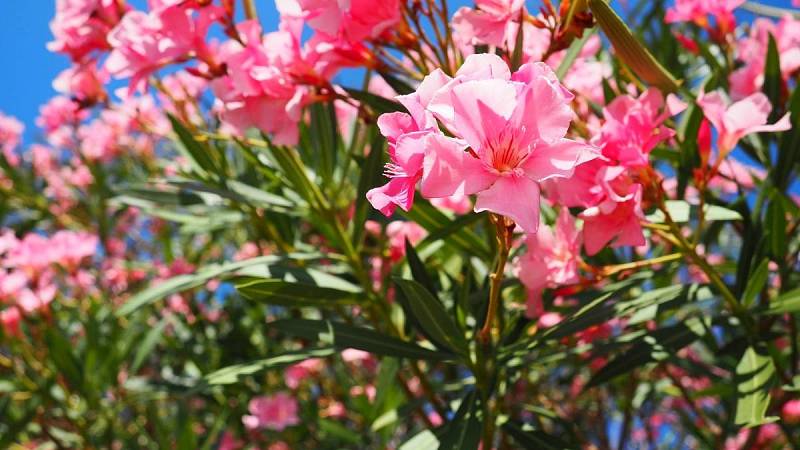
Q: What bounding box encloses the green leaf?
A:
[588,0,680,93]
[379,72,415,95]
[766,198,787,259]
[438,390,482,450]
[416,211,486,254]
[401,200,491,259]
[556,28,596,80]
[587,317,708,388]
[741,259,769,308]
[308,101,339,184]
[268,319,455,361]
[646,200,742,223]
[117,256,310,316]
[774,86,800,190]
[404,238,438,297]
[735,346,778,427]
[167,114,218,175]
[204,347,335,385]
[502,421,570,450]
[352,128,386,244]
[763,288,800,315]
[130,318,169,373]
[344,87,404,114]
[762,34,782,119]
[399,430,440,450]
[394,278,469,356]
[234,277,363,307]
[510,8,525,71]
[45,328,83,389]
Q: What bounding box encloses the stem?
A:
[599,253,682,277]
[242,0,258,21]
[479,214,512,343]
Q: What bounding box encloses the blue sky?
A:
[0,1,794,139]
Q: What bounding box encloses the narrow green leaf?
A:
[352,128,386,244]
[556,28,596,80]
[588,0,680,92]
[764,288,800,315]
[438,391,482,450]
[268,319,455,361]
[735,346,778,427]
[762,34,781,119]
[379,72,415,95]
[741,259,769,308]
[399,430,440,450]
[130,319,169,373]
[204,347,335,385]
[168,114,218,175]
[587,317,707,388]
[401,201,491,259]
[394,278,469,356]
[502,421,570,450]
[117,256,297,316]
[646,200,742,223]
[766,198,787,259]
[45,328,83,389]
[405,238,438,298]
[344,87,404,114]
[235,277,363,307]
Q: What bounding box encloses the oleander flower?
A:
[518,208,582,317]
[697,90,791,156]
[420,54,594,232]
[242,392,300,431]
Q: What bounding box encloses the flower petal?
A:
[474,176,541,232]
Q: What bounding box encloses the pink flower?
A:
[517,209,582,317]
[212,20,324,145]
[105,2,221,93]
[278,0,401,43]
[242,392,300,431]
[386,221,427,262]
[217,432,243,450]
[284,358,324,389]
[730,15,800,99]
[36,96,85,134]
[0,307,21,336]
[697,90,791,156]
[783,399,800,424]
[665,0,744,34]
[48,0,124,61]
[53,62,108,103]
[594,89,681,168]
[420,55,594,232]
[366,69,451,215]
[451,0,526,49]
[0,112,24,167]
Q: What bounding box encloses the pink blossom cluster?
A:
[0,229,98,335]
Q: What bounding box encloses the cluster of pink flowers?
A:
[368,53,594,233]
[729,14,800,100]
[0,229,98,335]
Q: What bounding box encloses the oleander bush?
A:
[1,0,800,448]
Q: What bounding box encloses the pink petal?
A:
[421,134,495,198]
[367,176,416,216]
[455,53,511,80]
[511,73,575,142]
[450,79,518,151]
[474,176,541,232]
[521,138,597,181]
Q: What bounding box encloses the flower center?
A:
[485,126,528,174]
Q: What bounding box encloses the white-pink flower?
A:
[242,392,300,431]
